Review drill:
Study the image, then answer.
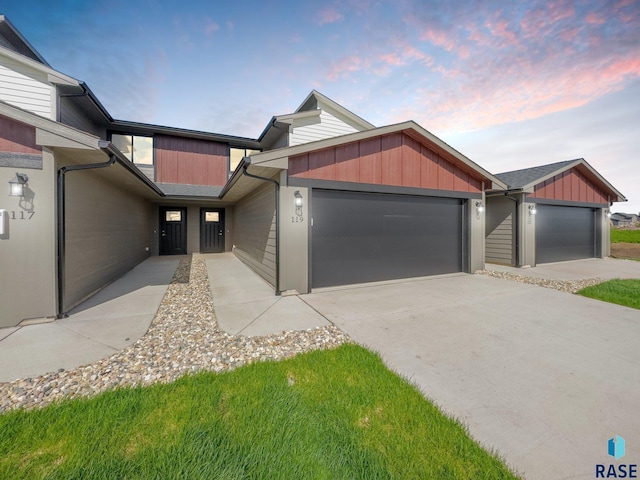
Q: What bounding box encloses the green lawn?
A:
[611,229,640,243]
[0,344,519,479]
[578,279,640,310]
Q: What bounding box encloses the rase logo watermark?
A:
[596,435,637,478]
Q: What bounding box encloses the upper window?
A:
[229,147,261,175]
[112,134,154,165]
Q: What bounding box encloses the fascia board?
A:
[0,46,78,86]
[275,110,321,124]
[0,100,100,150]
[522,158,627,202]
[304,90,375,129]
[251,121,507,189]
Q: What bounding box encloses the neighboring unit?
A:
[485,159,626,267]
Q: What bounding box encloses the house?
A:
[610,213,638,227]
[485,159,625,267]
[0,15,626,329]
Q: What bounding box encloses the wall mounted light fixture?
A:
[9,172,29,197]
[475,201,485,214]
[294,190,303,208]
[606,209,612,218]
[528,204,537,215]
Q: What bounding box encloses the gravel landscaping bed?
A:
[0,256,349,413]
[477,269,604,293]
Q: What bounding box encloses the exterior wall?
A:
[0,146,56,327]
[155,135,228,186]
[279,186,309,293]
[63,157,153,311]
[289,132,483,193]
[469,194,486,272]
[289,110,359,146]
[232,183,277,287]
[520,199,537,267]
[58,96,107,138]
[530,168,609,204]
[485,195,516,265]
[0,56,52,119]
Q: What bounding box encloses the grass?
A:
[578,279,640,310]
[611,229,640,243]
[0,344,519,479]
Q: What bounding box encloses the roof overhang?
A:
[0,15,50,66]
[249,121,508,190]
[0,100,163,198]
[509,158,626,203]
[0,43,78,86]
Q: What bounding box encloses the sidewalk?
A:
[0,256,180,383]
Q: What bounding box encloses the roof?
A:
[0,15,49,66]
[157,183,223,198]
[250,120,508,190]
[295,90,375,130]
[495,158,626,202]
[496,160,577,189]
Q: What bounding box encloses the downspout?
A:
[56,141,116,318]
[241,164,281,295]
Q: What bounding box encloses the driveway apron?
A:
[302,273,640,480]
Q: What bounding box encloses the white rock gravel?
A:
[0,257,349,413]
[476,269,604,293]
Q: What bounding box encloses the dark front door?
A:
[159,207,187,255]
[200,208,225,253]
[536,205,596,263]
[312,190,464,288]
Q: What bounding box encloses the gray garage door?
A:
[536,205,595,264]
[312,190,464,288]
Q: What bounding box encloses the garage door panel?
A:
[312,190,463,288]
[536,205,595,264]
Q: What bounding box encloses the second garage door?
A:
[311,190,464,288]
[535,205,596,264]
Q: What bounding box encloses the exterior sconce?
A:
[605,209,612,218]
[475,201,484,214]
[529,204,537,215]
[9,172,29,197]
[294,190,303,208]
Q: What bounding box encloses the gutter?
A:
[56,140,164,318]
[241,163,281,295]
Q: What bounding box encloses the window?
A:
[229,147,261,175]
[112,134,153,165]
[205,212,220,222]
[165,211,182,222]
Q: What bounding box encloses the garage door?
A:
[536,205,595,264]
[312,190,464,288]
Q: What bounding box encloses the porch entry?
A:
[200,208,225,253]
[159,207,187,255]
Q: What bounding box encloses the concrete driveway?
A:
[301,267,640,480]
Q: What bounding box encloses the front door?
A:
[200,208,225,253]
[159,207,187,255]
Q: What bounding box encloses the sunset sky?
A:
[3,0,639,212]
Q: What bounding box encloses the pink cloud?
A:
[326,55,370,80]
[317,7,344,26]
[585,12,606,25]
[205,21,220,34]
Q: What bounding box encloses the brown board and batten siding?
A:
[155,135,228,186]
[530,168,609,204]
[288,132,483,192]
[0,114,41,155]
[232,183,277,287]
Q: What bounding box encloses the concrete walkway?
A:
[487,257,640,280]
[204,253,330,336]
[0,256,179,383]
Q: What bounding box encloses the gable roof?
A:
[496,158,626,202]
[295,90,375,130]
[250,120,507,190]
[0,15,49,66]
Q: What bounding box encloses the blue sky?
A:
[3,0,639,212]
